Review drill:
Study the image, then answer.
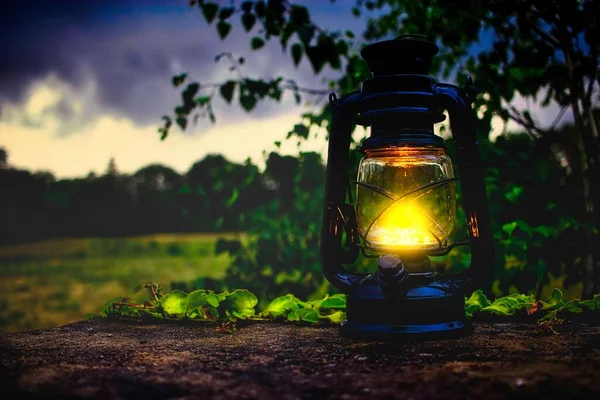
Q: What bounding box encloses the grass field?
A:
[0,233,239,332]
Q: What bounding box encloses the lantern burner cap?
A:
[361,34,439,76]
[376,254,408,287]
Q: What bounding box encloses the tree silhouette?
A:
[163,0,599,297]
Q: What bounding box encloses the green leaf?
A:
[287,308,320,323]
[289,123,309,139]
[291,43,303,66]
[502,221,518,237]
[218,7,234,20]
[240,94,257,111]
[195,96,211,106]
[254,1,265,17]
[505,186,524,203]
[580,300,595,311]
[336,40,349,56]
[351,7,360,17]
[241,1,253,12]
[251,37,265,50]
[306,46,326,74]
[323,311,345,324]
[319,294,346,309]
[220,81,237,103]
[188,289,224,310]
[217,21,232,39]
[564,300,583,314]
[279,24,295,49]
[172,73,187,87]
[186,289,222,319]
[261,294,302,318]
[515,220,533,238]
[506,293,535,304]
[594,294,600,308]
[465,290,492,315]
[182,83,200,105]
[546,288,564,307]
[532,225,557,239]
[201,2,219,24]
[466,290,492,308]
[225,188,239,207]
[297,26,314,46]
[221,289,258,319]
[482,301,513,315]
[289,5,310,26]
[160,290,189,316]
[176,116,187,131]
[241,12,256,32]
[161,116,172,131]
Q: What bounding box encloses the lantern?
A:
[321,34,494,340]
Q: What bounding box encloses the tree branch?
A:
[506,105,546,138]
[585,46,599,104]
[280,83,332,95]
[524,11,561,48]
[549,106,568,131]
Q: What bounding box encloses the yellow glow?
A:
[367,203,439,250]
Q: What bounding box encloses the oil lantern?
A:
[321,34,494,340]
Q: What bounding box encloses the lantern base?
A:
[340,277,472,341]
[340,319,472,341]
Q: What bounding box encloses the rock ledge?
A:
[1,320,600,399]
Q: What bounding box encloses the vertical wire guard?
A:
[321,92,365,292]
[436,83,495,291]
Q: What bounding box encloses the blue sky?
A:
[0,0,566,178]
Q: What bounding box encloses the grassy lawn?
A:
[0,233,239,332]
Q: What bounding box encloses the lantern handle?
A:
[321,91,367,292]
[435,78,494,292]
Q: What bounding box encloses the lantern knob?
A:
[360,34,439,76]
[376,254,408,286]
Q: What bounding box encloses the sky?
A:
[0,0,568,178]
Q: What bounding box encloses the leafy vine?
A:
[100,283,600,334]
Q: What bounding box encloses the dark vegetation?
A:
[1,113,598,304]
[0,150,291,243]
[163,0,600,301]
[2,0,599,313]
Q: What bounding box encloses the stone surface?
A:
[1,320,600,399]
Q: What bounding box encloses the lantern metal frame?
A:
[321,35,495,340]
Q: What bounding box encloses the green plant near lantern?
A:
[100,283,600,330]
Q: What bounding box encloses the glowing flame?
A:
[367,203,439,250]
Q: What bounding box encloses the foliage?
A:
[213,151,328,303]
[162,0,600,297]
[451,131,600,297]
[101,283,347,325]
[465,287,600,333]
[0,154,271,245]
[101,283,600,331]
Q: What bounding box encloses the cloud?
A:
[0,75,101,136]
[0,77,330,178]
[0,0,356,131]
[2,0,575,180]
